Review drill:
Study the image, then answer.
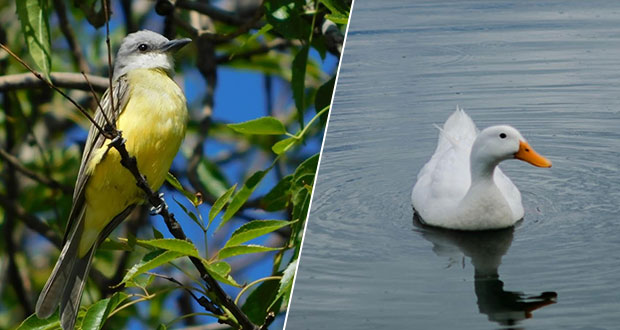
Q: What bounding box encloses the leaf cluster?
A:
[0,0,350,329]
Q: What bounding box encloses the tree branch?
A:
[108,137,258,330]
[0,193,62,247]
[199,3,264,43]
[0,44,110,137]
[0,149,73,194]
[2,23,259,330]
[0,72,108,92]
[175,0,247,26]
[216,39,291,64]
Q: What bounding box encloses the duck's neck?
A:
[469,148,500,186]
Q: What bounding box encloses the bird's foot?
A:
[150,193,168,215]
[109,133,126,148]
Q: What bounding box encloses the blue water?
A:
[286,1,620,329]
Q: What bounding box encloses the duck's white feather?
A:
[412,107,524,230]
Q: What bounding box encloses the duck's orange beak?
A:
[515,141,552,168]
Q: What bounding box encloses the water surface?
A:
[286,1,620,329]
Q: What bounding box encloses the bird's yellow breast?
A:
[80,69,188,256]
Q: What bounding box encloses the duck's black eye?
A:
[499,133,507,139]
[138,44,149,52]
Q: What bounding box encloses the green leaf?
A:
[261,175,293,211]
[292,46,310,127]
[294,153,320,183]
[325,13,349,24]
[208,184,237,226]
[196,159,229,198]
[131,273,155,289]
[16,0,52,79]
[291,188,311,259]
[80,292,129,330]
[220,170,268,229]
[204,261,240,287]
[99,238,132,251]
[226,52,293,79]
[244,23,274,47]
[292,188,310,222]
[320,0,350,16]
[173,198,203,230]
[315,76,336,124]
[210,260,231,276]
[264,0,310,40]
[119,250,185,286]
[136,238,201,258]
[166,173,199,206]
[218,245,281,259]
[153,227,164,239]
[228,117,287,135]
[272,137,298,155]
[16,312,59,330]
[271,260,297,309]
[241,279,282,324]
[224,220,292,248]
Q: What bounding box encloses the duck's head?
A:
[473,125,552,168]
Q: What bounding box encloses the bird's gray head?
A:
[112,30,191,80]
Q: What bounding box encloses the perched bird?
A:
[35,30,191,329]
[412,107,551,230]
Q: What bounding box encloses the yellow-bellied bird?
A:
[35,30,191,329]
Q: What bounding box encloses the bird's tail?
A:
[35,219,95,330]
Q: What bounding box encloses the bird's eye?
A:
[138,44,149,52]
[499,133,507,139]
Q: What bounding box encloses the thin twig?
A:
[3,11,259,330]
[109,136,258,330]
[102,0,116,119]
[171,13,199,38]
[0,193,62,247]
[234,276,281,304]
[200,3,265,43]
[0,72,108,92]
[0,44,111,138]
[259,312,276,330]
[175,0,247,26]
[81,71,113,128]
[0,149,73,194]
[215,39,291,64]
[146,272,223,315]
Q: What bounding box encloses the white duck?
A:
[412,108,551,230]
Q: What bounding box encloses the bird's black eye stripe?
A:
[138,44,148,51]
[499,133,507,139]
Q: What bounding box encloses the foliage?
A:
[0,0,350,329]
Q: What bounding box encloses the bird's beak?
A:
[514,140,552,168]
[160,38,192,52]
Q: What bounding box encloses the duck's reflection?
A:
[413,214,557,327]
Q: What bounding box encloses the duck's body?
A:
[412,108,551,230]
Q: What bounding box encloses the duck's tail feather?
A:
[434,106,479,152]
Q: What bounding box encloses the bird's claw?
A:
[150,193,167,215]
[109,133,126,148]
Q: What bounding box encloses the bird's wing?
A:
[62,76,130,244]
